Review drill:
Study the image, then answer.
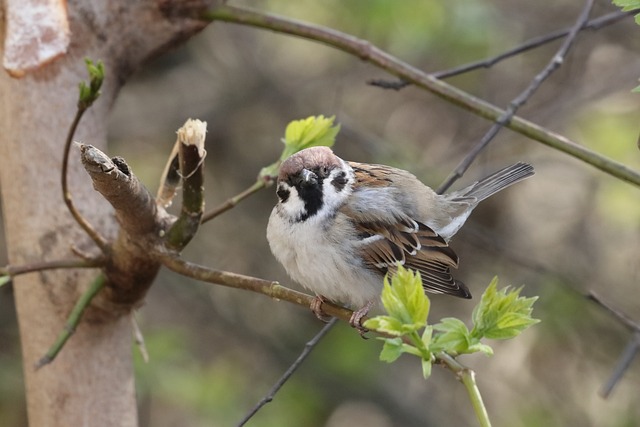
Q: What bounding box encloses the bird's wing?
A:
[342,165,472,299]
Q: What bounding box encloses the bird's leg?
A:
[349,300,374,337]
[310,295,332,323]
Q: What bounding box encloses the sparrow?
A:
[266,146,534,329]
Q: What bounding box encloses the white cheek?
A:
[279,185,306,219]
[321,166,353,211]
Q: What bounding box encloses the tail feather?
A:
[458,162,534,202]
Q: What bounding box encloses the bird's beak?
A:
[300,168,318,186]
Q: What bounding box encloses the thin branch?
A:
[588,292,640,398]
[588,291,640,331]
[237,318,338,427]
[203,5,640,188]
[437,0,595,193]
[62,109,110,252]
[369,9,635,89]
[600,332,640,398]
[201,180,266,223]
[0,258,104,278]
[35,273,107,369]
[158,254,357,323]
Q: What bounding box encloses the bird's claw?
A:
[310,296,332,323]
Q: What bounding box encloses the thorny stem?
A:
[61,108,110,252]
[202,180,266,223]
[204,5,640,188]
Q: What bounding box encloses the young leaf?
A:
[78,58,104,109]
[280,115,340,160]
[379,338,405,363]
[432,317,471,354]
[259,115,341,184]
[366,266,431,335]
[470,277,540,341]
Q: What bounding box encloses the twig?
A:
[201,180,266,223]
[203,5,640,188]
[61,109,110,252]
[35,273,107,369]
[368,9,635,89]
[436,0,594,193]
[0,258,104,278]
[158,254,357,323]
[588,291,640,331]
[236,318,338,427]
[588,291,640,398]
[600,332,640,398]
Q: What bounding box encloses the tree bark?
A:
[0,1,208,425]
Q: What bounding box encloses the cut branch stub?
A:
[165,119,207,251]
[80,143,169,307]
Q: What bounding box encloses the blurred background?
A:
[1,0,640,426]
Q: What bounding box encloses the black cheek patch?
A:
[331,172,348,192]
[276,187,290,203]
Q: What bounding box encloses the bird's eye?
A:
[319,166,330,177]
[276,186,290,203]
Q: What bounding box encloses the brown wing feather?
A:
[345,163,471,299]
[355,219,471,299]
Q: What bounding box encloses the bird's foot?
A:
[310,295,332,323]
[349,300,374,337]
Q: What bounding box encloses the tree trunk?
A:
[0,1,208,425]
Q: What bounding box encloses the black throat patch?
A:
[296,180,324,222]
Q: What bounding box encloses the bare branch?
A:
[204,5,640,188]
[588,292,640,398]
[237,318,338,427]
[369,9,635,89]
[202,180,266,223]
[0,258,104,278]
[437,0,595,193]
[158,253,357,323]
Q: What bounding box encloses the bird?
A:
[266,146,534,330]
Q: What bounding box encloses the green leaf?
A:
[378,266,430,328]
[379,338,405,363]
[612,0,640,12]
[421,358,433,379]
[470,277,540,341]
[632,84,640,93]
[612,0,640,28]
[467,342,494,356]
[363,315,405,337]
[432,317,471,354]
[77,58,104,109]
[280,115,340,160]
[0,275,11,288]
